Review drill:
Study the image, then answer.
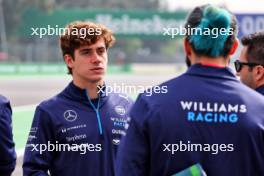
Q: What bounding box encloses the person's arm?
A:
[116,95,151,176]
[23,106,55,176]
[0,99,16,176]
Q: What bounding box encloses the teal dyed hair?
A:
[189,5,232,57]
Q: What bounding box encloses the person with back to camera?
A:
[116,4,264,176]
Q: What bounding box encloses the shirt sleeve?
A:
[0,100,16,176]
[23,106,55,176]
[116,94,151,176]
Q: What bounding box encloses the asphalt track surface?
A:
[0,74,180,106]
[0,73,179,176]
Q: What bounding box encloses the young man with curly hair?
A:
[23,21,133,176]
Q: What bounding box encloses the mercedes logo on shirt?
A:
[64,110,78,122]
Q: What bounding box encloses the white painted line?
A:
[13,104,37,111]
[16,149,25,157]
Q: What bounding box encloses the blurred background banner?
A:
[1,0,263,75]
[0,0,188,74]
[19,8,187,38]
[236,14,264,38]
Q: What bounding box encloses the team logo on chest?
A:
[114,105,126,115]
[64,110,78,122]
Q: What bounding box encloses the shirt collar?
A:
[256,85,264,96]
[186,63,238,81]
[61,81,108,107]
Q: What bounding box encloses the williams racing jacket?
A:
[116,64,264,176]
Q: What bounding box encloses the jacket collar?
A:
[256,85,264,96]
[60,81,108,107]
[186,63,238,81]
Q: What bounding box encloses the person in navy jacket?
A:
[23,21,133,176]
[235,32,264,96]
[0,95,16,176]
[116,5,264,176]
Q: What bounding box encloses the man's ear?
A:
[229,38,239,55]
[184,37,192,56]
[253,65,264,82]
[64,54,74,69]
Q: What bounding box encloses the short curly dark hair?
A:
[241,32,264,65]
[60,21,116,74]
